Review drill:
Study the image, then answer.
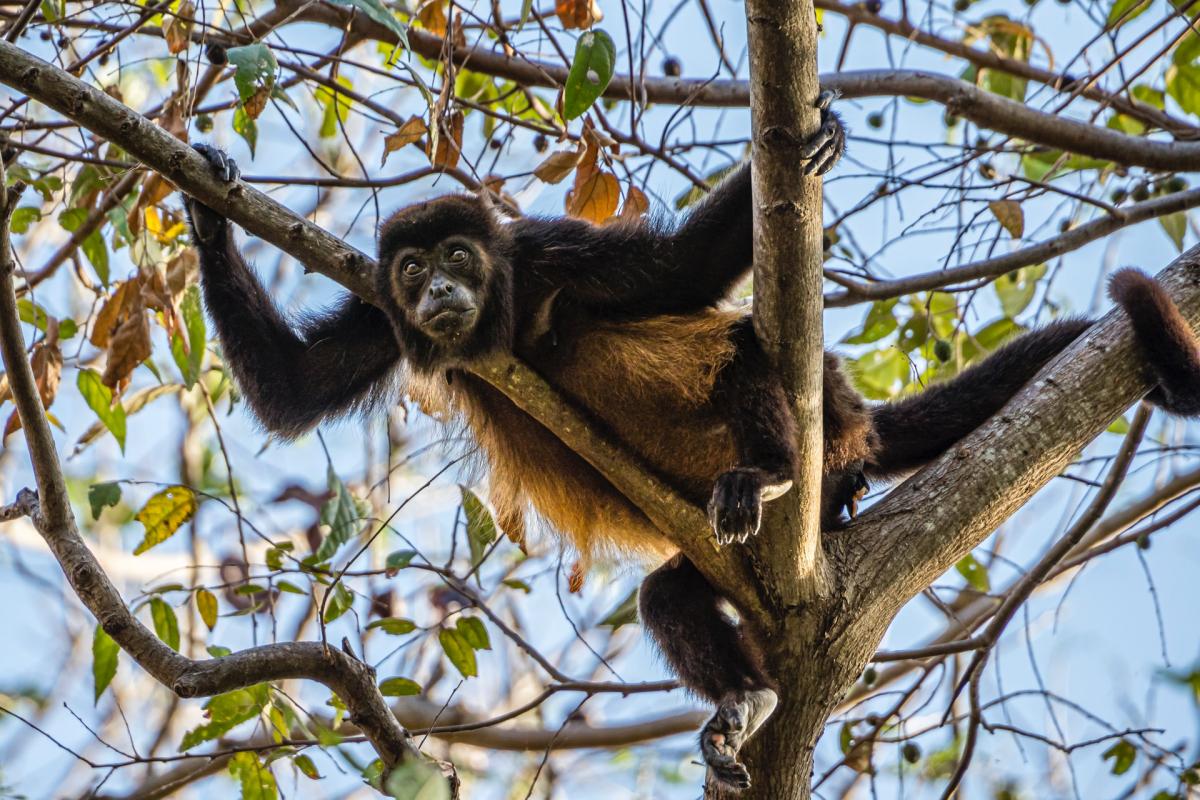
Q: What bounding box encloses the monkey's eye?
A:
[402,259,425,277]
[447,247,469,265]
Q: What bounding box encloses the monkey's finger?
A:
[814,88,841,112]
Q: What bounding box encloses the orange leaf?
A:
[567,171,619,223]
[427,110,464,170]
[556,0,603,29]
[163,0,194,55]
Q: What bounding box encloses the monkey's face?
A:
[387,238,490,348]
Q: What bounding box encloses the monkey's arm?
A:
[184,148,401,438]
[515,96,844,315]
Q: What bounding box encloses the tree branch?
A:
[743,1,828,603]
[825,185,1200,306]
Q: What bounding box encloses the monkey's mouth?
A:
[422,307,478,339]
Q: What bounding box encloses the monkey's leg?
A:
[639,555,778,790]
[868,318,1092,478]
[1109,268,1200,416]
[707,318,797,545]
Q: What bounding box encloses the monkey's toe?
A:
[708,469,764,546]
[192,142,240,183]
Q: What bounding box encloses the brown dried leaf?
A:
[567,560,585,593]
[567,171,619,223]
[381,116,429,166]
[556,0,603,29]
[242,85,270,121]
[166,249,198,298]
[988,199,1025,239]
[5,332,62,437]
[619,185,649,220]
[91,281,135,349]
[102,294,152,394]
[163,0,195,55]
[427,110,464,170]
[533,148,584,184]
[417,0,448,36]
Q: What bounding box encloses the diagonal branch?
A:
[0,160,417,772]
[842,245,1200,625]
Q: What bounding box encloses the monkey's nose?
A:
[430,281,455,299]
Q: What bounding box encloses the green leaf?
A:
[133,486,198,555]
[599,587,639,629]
[181,685,269,749]
[229,751,278,800]
[1102,739,1137,775]
[293,754,321,780]
[456,617,491,651]
[233,106,258,157]
[207,645,232,657]
[9,206,40,234]
[327,0,406,41]
[460,486,497,568]
[197,588,218,631]
[77,368,126,451]
[842,300,898,345]
[1161,211,1187,251]
[379,676,422,696]
[675,163,739,210]
[226,44,278,104]
[439,627,478,678]
[170,285,206,388]
[92,625,119,703]
[17,299,50,331]
[994,264,1047,318]
[385,549,416,576]
[1107,0,1150,29]
[503,578,532,593]
[323,582,354,623]
[955,554,991,593]
[1108,415,1132,435]
[316,464,365,561]
[149,597,181,651]
[383,759,450,800]
[366,617,417,635]
[563,29,617,120]
[1168,63,1200,117]
[277,580,307,595]
[88,482,122,520]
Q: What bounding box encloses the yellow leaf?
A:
[196,588,218,631]
[618,185,649,220]
[133,486,198,555]
[988,199,1024,239]
[417,0,448,35]
[567,171,620,223]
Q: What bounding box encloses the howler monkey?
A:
[183,97,1200,790]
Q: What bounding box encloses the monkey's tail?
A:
[1108,267,1200,417]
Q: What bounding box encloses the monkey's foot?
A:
[708,469,793,546]
[185,143,241,245]
[700,688,779,791]
[801,89,846,177]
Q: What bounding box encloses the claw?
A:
[700,689,778,791]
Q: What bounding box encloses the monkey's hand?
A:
[801,89,846,177]
[708,468,793,546]
[184,143,240,246]
[700,688,779,792]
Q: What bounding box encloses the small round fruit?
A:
[662,57,682,77]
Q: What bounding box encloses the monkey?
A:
[181,98,1200,790]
